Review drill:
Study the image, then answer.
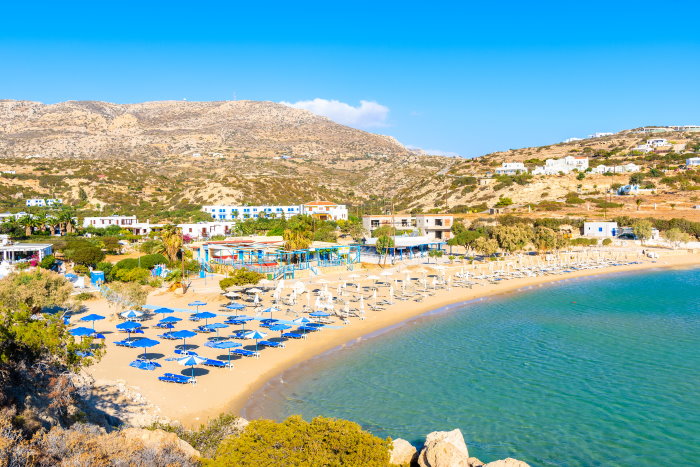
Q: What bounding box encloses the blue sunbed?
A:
[203,358,230,368]
[259,340,285,348]
[282,332,304,339]
[232,349,259,358]
[174,349,198,356]
[158,372,196,384]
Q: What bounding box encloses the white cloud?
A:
[281,98,389,128]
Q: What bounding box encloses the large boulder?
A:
[390,438,418,465]
[120,427,200,459]
[417,429,470,467]
[484,458,530,467]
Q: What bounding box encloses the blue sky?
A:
[1,1,699,157]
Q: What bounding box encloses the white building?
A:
[415,214,453,241]
[583,221,618,238]
[82,215,138,228]
[591,163,641,174]
[26,198,63,207]
[588,132,613,138]
[617,184,655,196]
[686,157,700,167]
[494,162,528,175]
[202,205,301,220]
[202,201,348,222]
[300,201,348,221]
[647,138,671,148]
[533,156,589,175]
[563,137,583,143]
[179,221,236,239]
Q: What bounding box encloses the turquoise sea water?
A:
[244,268,700,466]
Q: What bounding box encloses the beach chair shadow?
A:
[180,368,209,377]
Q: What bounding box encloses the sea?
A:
[244,267,700,466]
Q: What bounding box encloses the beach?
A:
[84,249,700,427]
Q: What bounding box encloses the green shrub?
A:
[138,253,168,270]
[569,238,598,247]
[73,265,90,275]
[75,292,95,301]
[15,262,30,271]
[114,267,150,283]
[208,416,390,466]
[602,238,612,246]
[95,261,113,277]
[114,258,139,270]
[39,255,57,270]
[148,414,244,459]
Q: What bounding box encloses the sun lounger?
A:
[129,359,162,371]
[282,332,304,339]
[259,340,285,348]
[158,372,196,384]
[158,333,178,340]
[174,349,198,356]
[203,358,231,368]
[232,349,259,358]
[195,326,215,333]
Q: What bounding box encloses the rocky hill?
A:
[1,100,699,220]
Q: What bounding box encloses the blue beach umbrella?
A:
[188,301,207,313]
[292,317,312,335]
[159,316,182,325]
[224,303,246,312]
[268,323,291,337]
[212,340,242,367]
[120,309,144,320]
[244,330,267,352]
[170,329,197,348]
[192,311,217,325]
[70,326,96,337]
[133,338,159,360]
[153,307,174,315]
[309,311,330,318]
[116,320,142,338]
[204,322,228,338]
[80,313,105,330]
[177,355,207,379]
[261,307,279,319]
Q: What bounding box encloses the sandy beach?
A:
[84,249,700,427]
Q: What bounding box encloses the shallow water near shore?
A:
[244,268,700,466]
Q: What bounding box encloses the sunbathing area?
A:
[77,247,695,425]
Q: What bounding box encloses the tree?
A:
[0,270,73,313]
[495,197,513,207]
[65,240,105,265]
[428,249,444,263]
[375,234,394,266]
[156,224,183,263]
[635,198,643,211]
[632,219,653,245]
[663,228,693,249]
[283,228,312,251]
[473,236,499,257]
[39,254,57,270]
[17,214,37,236]
[209,416,391,467]
[103,282,148,310]
[493,224,533,254]
[219,268,265,291]
[533,226,563,252]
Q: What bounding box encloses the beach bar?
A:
[361,235,445,263]
[0,242,53,264]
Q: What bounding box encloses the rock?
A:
[417,429,470,467]
[121,428,200,459]
[484,458,530,467]
[468,458,485,467]
[390,438,418,465]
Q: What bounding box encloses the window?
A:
[598,227,603,232]
[371,220,380,228]
[435,219,443,227]
[401,219,408,227]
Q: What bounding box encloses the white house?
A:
[647,138,671,148]
[202,205,301,220]
[300,201,348,221]
[179,221,235,239]
[588,132,613,138]
[617,184,655,195]
[583,221,618,238]
[563,137,583,143]
[82,215,138,228]
[591,163,641,174]
[26,198,63,207]
[686,157,700,167]
[494,162,528,175]
[533,156,589,175]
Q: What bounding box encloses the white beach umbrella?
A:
[372,289,377,304]
[359,296,365,311]
[380,270,394,277]
[389,286,394,301]
[254,293,260,305]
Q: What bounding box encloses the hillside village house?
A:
[686,157,700,167]
[362,215,415,233]
[583,221,618,238]
[299,201,348,221]
[591,163,641,174]
[494,162,528,175]
[203,204,301,220]
[634,138,672,153]
[82,215,138,228]
[532,156,589,175]
[202,201,348,221]
[25,198,63,207]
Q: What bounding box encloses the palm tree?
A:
[283,229,312,264]
[54,209,76,235]
[17,215,37,237]
[156,224,183,263]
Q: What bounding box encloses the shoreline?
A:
[228,254,700,419]
[85,251,700,427]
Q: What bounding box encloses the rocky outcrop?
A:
[416,429,529,467]
[390,438,418,465]
[121,427,200,459]
[418,429,470,467]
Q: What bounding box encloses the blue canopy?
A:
[193,311,217,319]
[159,316,182,324]
[80,313,105,322]
[170,330,197,339]
[269,324,291,331]
[70,326,96,337]
[292,317,312,324]
[116,321,142,330]
[188,301,208,307]
[310,311,331,317]
[224,303,245,310]
[244,330,267,340]
[121,310,143,319]
[177,355,207,366]
[204,323,228,329]
[213,341,242,349]
[153,307,174,314]
[133,338,159,348]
